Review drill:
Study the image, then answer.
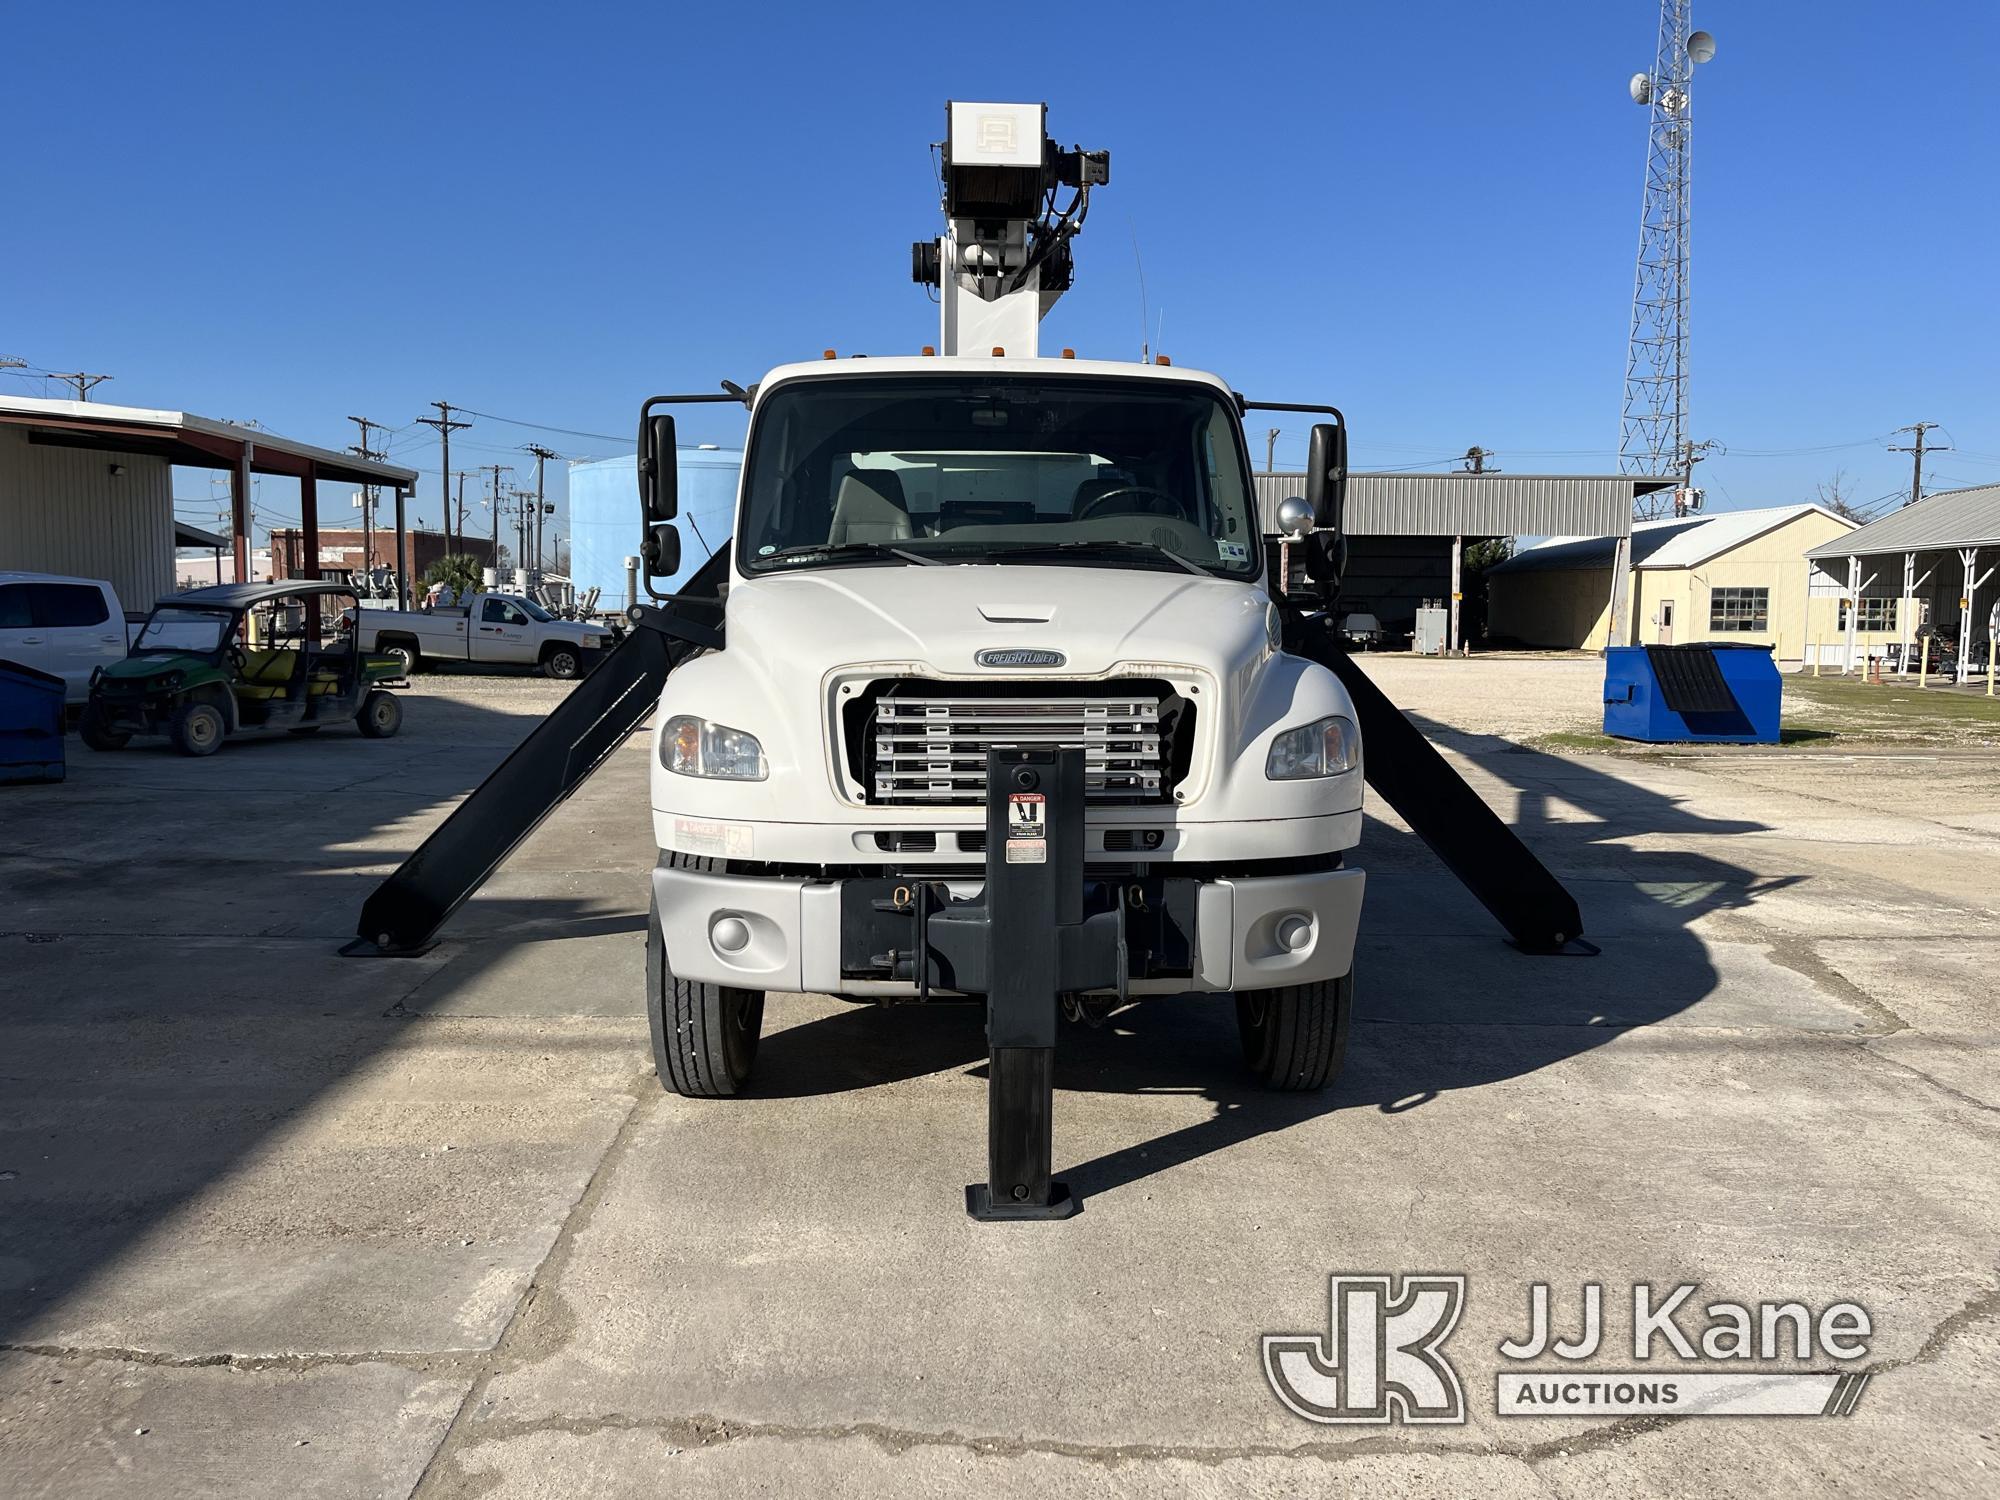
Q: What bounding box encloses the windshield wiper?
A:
[986,540,1213,577]
[761,541,940,568]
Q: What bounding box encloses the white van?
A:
[0,573,133,705]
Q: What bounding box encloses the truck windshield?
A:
[135,608,232,653]
[738,375,1261,579]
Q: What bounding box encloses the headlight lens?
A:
[1265,714,1359,780]
[661,715,767,780]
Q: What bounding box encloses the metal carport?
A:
[1803,482,2000,682]
[0,396,420,608]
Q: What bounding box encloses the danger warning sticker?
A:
[1006,791,1046,864]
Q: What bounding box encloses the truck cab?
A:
[645,356,1366,1096]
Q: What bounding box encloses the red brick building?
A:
[269,527,496,583]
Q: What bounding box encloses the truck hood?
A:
[723,563,1272,680]
[657,561,1360,822]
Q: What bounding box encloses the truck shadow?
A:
[758,723,1795,1201]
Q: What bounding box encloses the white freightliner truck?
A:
[354,103,1584,1221]
[638,103,1364,1106]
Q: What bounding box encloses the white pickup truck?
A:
[350,591,616,679]
[0,572,138,705]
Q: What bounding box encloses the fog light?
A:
[1275,914,1313,952]
[711,915,751,954]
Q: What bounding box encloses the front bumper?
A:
[650,861,1364,998]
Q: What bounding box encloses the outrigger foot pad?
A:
[339,936,439,959]
[965,1183,1081,1222]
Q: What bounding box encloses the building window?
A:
[1838,598,1896,631]
[1709,587,1769,632]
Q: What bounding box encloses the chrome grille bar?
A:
[868,691,1167,804]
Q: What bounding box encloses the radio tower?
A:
[1619,4,1716,518]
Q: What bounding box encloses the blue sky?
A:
[6,1,1996,543]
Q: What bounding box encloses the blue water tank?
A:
[568,447,742,605]
[1603,644,1781,744]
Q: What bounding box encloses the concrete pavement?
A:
[1,661,1995,1497]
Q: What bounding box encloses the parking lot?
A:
[3,657,1996,1498]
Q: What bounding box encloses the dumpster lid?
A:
[1643,645,1743,717]
[0,657,66,689]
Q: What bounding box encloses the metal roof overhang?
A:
[175,520,228,549]
[1804,484,2000,561]
[0,398,417,489]
[1255,472,1666,539]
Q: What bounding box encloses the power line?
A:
[454,406,635,445]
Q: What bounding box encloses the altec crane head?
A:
[910,102,1110,359]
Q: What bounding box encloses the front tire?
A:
[169,700,227,757]
[79,706,130,751]
[1236,973,1354,1091]
[357,690,403,738]
[543,645,582,680]
[647,864,763,1097]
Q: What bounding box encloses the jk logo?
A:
[1263,1274,1467,1425]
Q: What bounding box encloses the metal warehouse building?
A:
[0,395,417,611]
[1254,471,1668,650]
[1487,503,1856,662]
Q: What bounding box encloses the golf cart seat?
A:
[236,649,297,700]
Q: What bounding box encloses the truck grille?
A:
[866,688,1172,805]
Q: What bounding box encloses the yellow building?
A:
[1486,504,1856,663]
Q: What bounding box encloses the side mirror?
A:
[638,411,678,522]
[1274,494,1314,541]
[1306,421,1347,533]
[642,522,681,581]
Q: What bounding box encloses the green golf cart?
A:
[81,580,404,757]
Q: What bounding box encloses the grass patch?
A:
[1530,674,2000,754]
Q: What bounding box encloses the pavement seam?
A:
[0,1342,480,1376]
[419,1273,2000,1476]
[407,1072,656,1499]
[426,1405,1666,1470]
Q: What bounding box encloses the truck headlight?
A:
[661,715,768,780]
[1265,714,1358,780]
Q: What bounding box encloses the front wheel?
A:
[357,690,403,738]
[1236,973,1354,1091]
[79,705,130,751]
[168,699,227,757]
[647,880,763,1097]
[543,645,582,680]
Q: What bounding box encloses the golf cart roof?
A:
[162,581,357,611]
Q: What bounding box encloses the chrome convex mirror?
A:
[1274,494,1314,541]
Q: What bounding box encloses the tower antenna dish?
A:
[1687,30,1716,63]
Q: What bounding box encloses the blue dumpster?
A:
[0,659,67,784]
[1603,643,1781,744]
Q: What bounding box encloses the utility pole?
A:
[482,465,512,574]
[416,402,472,554]
[1265,427,1280,474]
[454,471,474,545]
[509,488,537,580]
[1889,423,1949,508]
[523,444,559,575]
[50,371,112,400]
[347,415,383,586]
[1672,437,1719,516]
